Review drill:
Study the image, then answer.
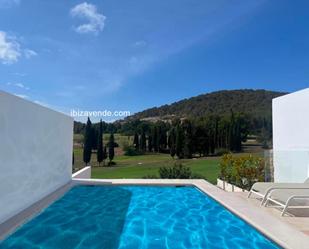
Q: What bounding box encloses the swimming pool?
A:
[0,185,280,249]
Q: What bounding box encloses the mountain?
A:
[128,89,287,121]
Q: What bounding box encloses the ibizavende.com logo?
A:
[70,109,131,118]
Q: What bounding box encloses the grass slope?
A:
[75,149,221,185]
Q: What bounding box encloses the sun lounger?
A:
[264,188,309,216]
[247,178,309,205]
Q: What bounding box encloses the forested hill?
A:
[128,89,287,120]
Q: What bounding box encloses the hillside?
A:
[128,89,287,120]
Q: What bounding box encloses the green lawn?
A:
[86,153,220,184]
[74,146,263,185]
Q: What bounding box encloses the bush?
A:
[107,161,117,166]
[123,145,142,156]
[219,154,264,190]
[159,163,192,179]
[215,148,230,156]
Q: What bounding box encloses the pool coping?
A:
[1,178,309,249]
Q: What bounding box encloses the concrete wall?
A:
[0,91,73,224]
[272,88,309,182]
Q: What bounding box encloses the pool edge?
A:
[1,178,308,249]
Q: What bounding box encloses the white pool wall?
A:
[272,88,309,182]
[0,91,73,224]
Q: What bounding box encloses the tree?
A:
[108,133,115,165]
[103,146,107,166]
[153,126,159,152]
[140,131,146,151]
[175,124,184,159]
[183,120,193,159]
[97,119,104,166]
[83,117,92,165]
[91,127,98,150]
[156,121,168,152]
[133,132,139,150]
[148,134,153,152]
[229,110,236,151]
[168,128,176,158]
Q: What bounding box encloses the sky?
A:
[0,0,309,122]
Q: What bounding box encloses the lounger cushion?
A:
[269,189,309,206]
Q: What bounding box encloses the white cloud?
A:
[0,31,37,64]
[0,0,20,8]
[7,82,30,90]
[24,49,37,59]
[134,40,147,47]
[14,93,28,99]
[13,72,26,77]
[0,31,21,64]
[70,2,106,34]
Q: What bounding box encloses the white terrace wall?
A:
[0,91,73,224]
[272,88,309,183]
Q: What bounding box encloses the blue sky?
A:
[0,0,309,121]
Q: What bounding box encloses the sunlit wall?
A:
[272,88,309,182]
[0,91,73,224]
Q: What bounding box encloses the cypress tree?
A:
[175,124,184,159]
[168,128,176,158]
[83,117,92,165]
[97,119,103,166]
[160,130,167,151]
[235,116,242,152]
[91,127,98,150]
[148,134,153,152]
[183,120,193,159]
[209,128,215,155]
[103,146,107,166]
[108,133,115,165]
[156,125,162,152]
[140,131,146,151]
[167,129,172,149]
[229,111,236,151]
[153,126,159,152]
[133,132,139,150]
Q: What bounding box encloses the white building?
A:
[272,88,309,182]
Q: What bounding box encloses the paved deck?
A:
[237,191,309,235]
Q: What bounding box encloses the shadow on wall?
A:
[0,186,132,249]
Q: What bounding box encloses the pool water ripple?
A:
[0,186,280,249]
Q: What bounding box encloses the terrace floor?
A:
[236,191,309,236]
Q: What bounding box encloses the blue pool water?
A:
[0,186,280,249]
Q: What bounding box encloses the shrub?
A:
[107,161,117,166]
[124,145,142,156]
[219,154,264,190]
[159,163,192,179]
[215,148,230,156]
